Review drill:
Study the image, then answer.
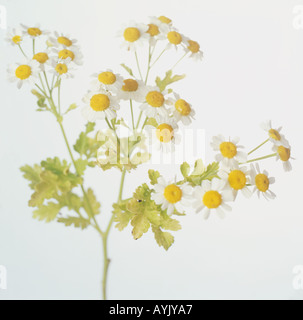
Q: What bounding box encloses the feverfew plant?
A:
[7,16,293,299]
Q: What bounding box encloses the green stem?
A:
[130,100,135,130]
[101,169,127,300]
[171,52,188,70]
[150,48,167,68]
[32,39,36,55]
[136,111,143,130]
[135,51,143,81]
[248,139,269,155]
[17,44,27,58]
[246,153,277,164]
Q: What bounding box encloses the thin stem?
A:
[246,153,277,164]
[38,74,47,95]
[32,39,36,55]
[248,139,269,155]
[35,83,48,97]
[150,48,167,68]
[17,44,27,58]
[135,51,143,81]
[102,169,127,300]
[58,79,62,114]
[145,43,152,84]
[130,100,135,130]
[43,71,51,94]
[136,111,143,130]
[171,52,188,70]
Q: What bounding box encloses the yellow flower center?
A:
[277,146,291,162]
[156,124,174,143]
[188,40,200,53]
[255,174,270,192]
[167,31,182,45]
[268,129,281,141]
[164,184,182,204]
[57,36,73,47]
[58,49,75,61]
[33,52,49,64]
[147,24,160,36]
[98,72,116,85]
[90,94,110,111]
[228,170,247,190]
[124,27,140,42]
[28,28,42,37]
[146,91,164,107]
[158,16,172,24]
[12,35,22,44]
[55,63,68,75]
[122,79,139,92]
[15,65,32,80]
[220,142,237,159]
[175,99,191,116]
[203,191,222,209]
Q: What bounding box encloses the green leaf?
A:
[200,162,219,181]
[121,63,134,76]
[33,202,61,222]
[156,70,186,92]
[113,202,133,231]
[152,226,174,251]
[148,170,160,185]
[145,117,158,128]
[37,97,47,109]
[180,162,190,178]
[161,217,182,231]
[58,192,82,213]
[74,158,88,176]
[83,188,101,216]
[191,159,205,176]
[31,89,44,99]
[85,122,95,134]
[131,214,150,240]
[20,164,42,189]
[64,103,78,115]
[57,216,90,230]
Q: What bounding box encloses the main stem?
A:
[101,169,127,300]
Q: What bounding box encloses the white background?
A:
[0,0,303,300]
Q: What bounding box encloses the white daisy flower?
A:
[118,22,149,52]
[49,57,74,79]
[219,166,252,199]
[118,78,147,102]
[165,28,185,50]
[151,177,192,216]
[146,16,168,46]
[260,120,289,148]
[183,37,203,61]
[273,145,293,172]
[32,50,51,71]
[52,46,83,65]
[151,16,173,29]
[211,135,247,169]
[250,164,276,200]
[21,24,49,38]
[7,59,41,89]
[91,69,123,93]
[171,93,195,125]
[193,178,233,220]
[82,89,120,122]
[5,27,23,46]
[146,115,180,153]
[140,87,171,118]
[49,31,78,48]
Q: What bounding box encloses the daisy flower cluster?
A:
[149,120,293,221]
[82,16,202,164]
[7,24,83,89]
